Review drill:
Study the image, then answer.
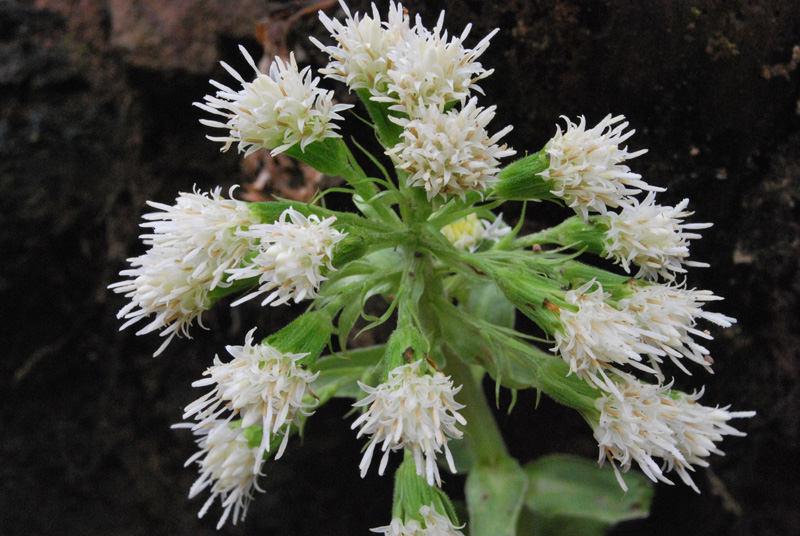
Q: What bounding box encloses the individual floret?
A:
[352,360,466,487]
[196,46,352,157]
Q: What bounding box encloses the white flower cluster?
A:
[314,1,513,200]
[553,280,751,491]
[387,99,515,200]
[179,420,263,529]
[108,187,258,356]
[441,213,511,252]
[311,1,411,95]
[617,284,735,375]
[352,360,466,487]
[228,208,346,307]
[196,46,352,157]
[313,1,495,114]
[604,192,712,281]
[539,114,655,220]
[552,281,661,393]
[554,280,737,388]
[111,196,345,355]
[592,378,755,492]
[183,328,319,464]
[371,503,465,536]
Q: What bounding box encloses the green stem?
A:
[442,345,511,467]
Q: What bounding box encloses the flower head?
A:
[592,377,755,492]
[619,283,735,375]
[352,360,466,487]
[539,114,657,220]
[387,98,515,200]
[183,328,319,465]
[196,46,352,157]
[180,420,264,529]
[108,187,257,356]
[311,1,412,94]
[374,12,497,115]
[371,503,465,536]
[441,213,511,252]
[603,192,712,281]
[227,208,346,307]
[552,281,663,393]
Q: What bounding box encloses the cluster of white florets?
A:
[603,192,712,281]
[179,419,263,529]
[552,281,660,393]
[313,1,494,115]
[197,46,352,157]
[311,1,411,94]
[441,213,511,252]
[111,197,344,355]
[183,328,319,464]
[314,1,513,200]
[352,360,466,487]
[617,283,735,375]
[539,114,655,220]
[592,378,755,492]
[387,99,515,200]
[552,278,753,490]
[371,503,465,536]
[227,208,346,307]
[108,187,258,356]
[554,280,737,388]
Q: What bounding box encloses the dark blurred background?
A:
[2,0,799,534]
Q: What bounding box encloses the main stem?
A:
[441,345,511,467]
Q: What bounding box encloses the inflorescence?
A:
[110,1,754,532]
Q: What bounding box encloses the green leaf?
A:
[522,454,653,528]
[465,460,528,536]
[466,280,516,330]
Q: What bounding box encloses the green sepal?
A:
[392,457,460,525]
[490,266,568,335]
[465,459,529,536]
[544,216,609,254]
[380,323,429,382]
[521,454,653,535]
[263,310,334,367]
[248,199,391,234]
[493,150,555,201]
[560,260,635,300]
[331,235,370,267]
[283,137,353,178]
